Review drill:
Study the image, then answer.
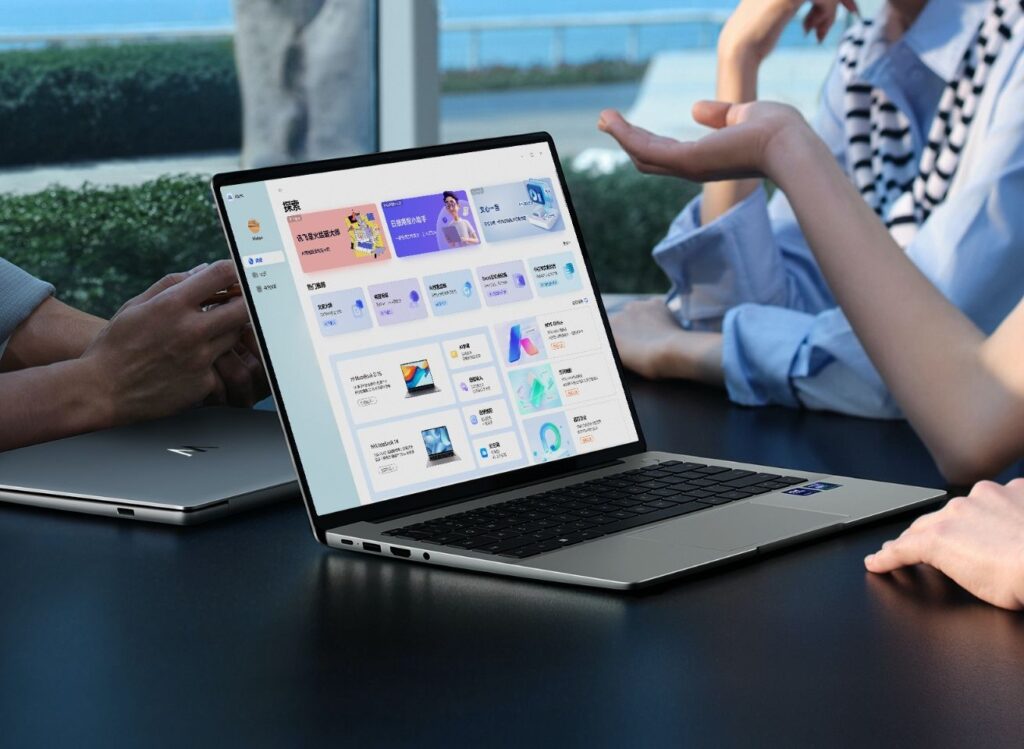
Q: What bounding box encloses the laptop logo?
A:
[167,445,219,458]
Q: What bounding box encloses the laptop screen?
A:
[401,359,435,393]
[217,138,640,518]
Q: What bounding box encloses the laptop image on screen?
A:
[401,359,438,397]
[421,426,457,464]
[212,133,945,590]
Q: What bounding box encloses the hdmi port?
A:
[390,546,411,558]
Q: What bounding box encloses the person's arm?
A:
[0,297,105,372]
[0,261,260,451]
[701,0,855,225]
[607,45,849,351]
[768,122,1024,481]
[599,100,1024,481]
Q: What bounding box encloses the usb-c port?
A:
[362,542,381,553]
[390,546,411,558]
[117,507,135,517]
[340,538,353,546]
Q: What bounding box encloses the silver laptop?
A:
[212,133,945,590]
[0,408,297,524]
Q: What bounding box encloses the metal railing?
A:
[0,26,234,47]
[0,8,834,70]
[442,9,733,69]
[0,9,731,68]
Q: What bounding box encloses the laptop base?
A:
[326,451,945,590]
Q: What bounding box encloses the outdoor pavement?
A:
[0,48,835,193]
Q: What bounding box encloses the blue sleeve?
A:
[723,50,1024,417]
[0,258,54,349]
[653,59,848,330]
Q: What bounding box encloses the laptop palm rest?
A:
[629,503,847,551]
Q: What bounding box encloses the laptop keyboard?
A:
[382,461,807,560]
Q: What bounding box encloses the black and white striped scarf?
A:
[838,0,1024,247]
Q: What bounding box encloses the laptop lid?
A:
[212,133,646,541]
[0,408,296,510]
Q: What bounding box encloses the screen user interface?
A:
[220,142,639,515]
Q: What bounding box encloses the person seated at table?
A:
[609,0,1024,420]
[597,80,1024,609]
[0,258,268,452]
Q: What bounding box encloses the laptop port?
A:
[390,546,411,558]
[340,538,353,546]
[362,542,381,553]
[117,507,135,517]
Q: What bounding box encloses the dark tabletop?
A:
[3,376,1023,749]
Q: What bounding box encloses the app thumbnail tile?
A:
[472,178,565,243]
[382,190,481,257]
[289,204,392,273]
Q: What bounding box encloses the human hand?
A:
[598,101,812,184]
[610,298,723,385]
[113,264,269,409]
[719,0,858,64]
[82,260,259,425]
[865,479,1024,610]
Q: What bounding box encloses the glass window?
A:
[0,0,379,318]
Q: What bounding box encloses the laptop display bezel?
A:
[212,132,647,542]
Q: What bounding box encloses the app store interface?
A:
[223,143,638,514]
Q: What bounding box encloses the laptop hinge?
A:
[369,458,626,524]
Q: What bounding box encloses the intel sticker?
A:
[783,487,820,496]
[805,482,841,491]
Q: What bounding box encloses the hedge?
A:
[0,42,241,166]
[0,168,695,318]
[0,42,648,166]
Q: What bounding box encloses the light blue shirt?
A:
[654,0,1024,418]
[0,258,54,360]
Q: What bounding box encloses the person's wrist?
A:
[71,354,120,431]
[716,41,760,101]
[761,116,818,186]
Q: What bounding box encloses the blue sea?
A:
[0,1,828,68]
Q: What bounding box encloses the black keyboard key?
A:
[661,462,706,473]
[610,497,640,507]
[431,533,468,545]
[628,504,658,514]
[638,480,669,490]
[716,490,754,501]
[478,537,532,555]
[561,501,589,511]
[643,499,678,510]
[692,465,731,475]
[608,510,638,520]
[723,473,781,488]
[777,476,808,485]
[650,487,682,497]
[395,530,432,540]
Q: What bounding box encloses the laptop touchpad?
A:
[629,502,847,551]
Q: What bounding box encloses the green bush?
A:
[0,42,646,166]
[0,168,691,318]
[443,60,647,93]
[0,42,241,166]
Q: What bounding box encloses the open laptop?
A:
[212,133,945,590]
[401,358,438,397]
[0,408,297,525]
